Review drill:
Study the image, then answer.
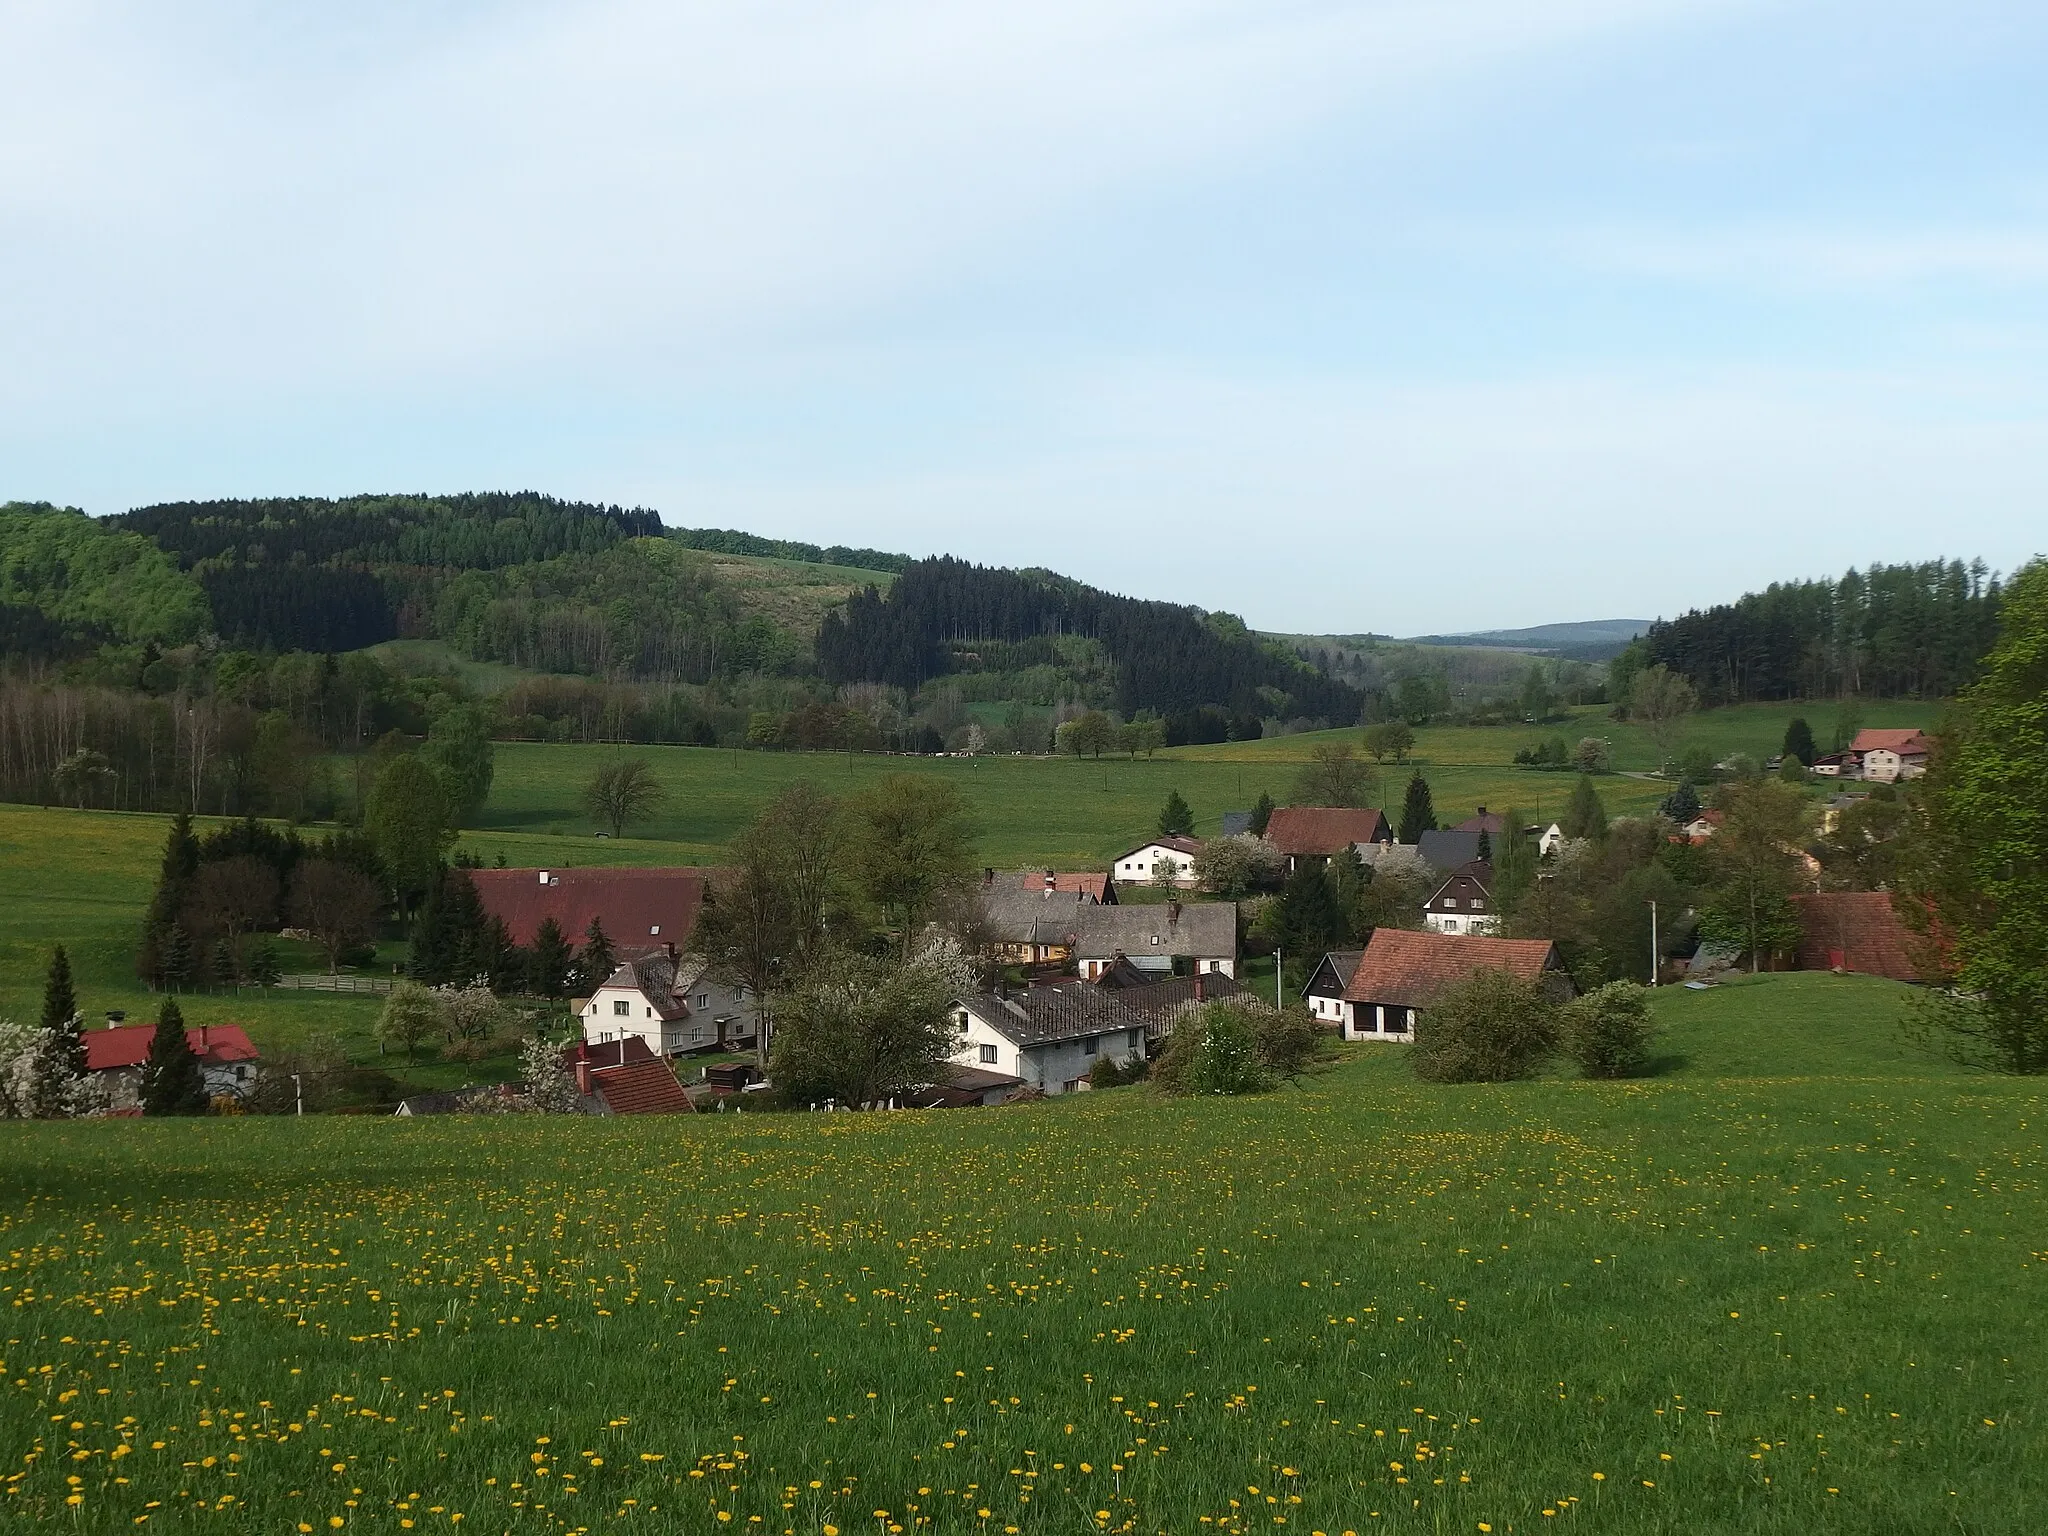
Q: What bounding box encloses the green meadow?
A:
[3,973,2040,1534]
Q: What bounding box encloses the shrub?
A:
[1255,1009,1325,1084]
[1410,971,1558,1083]
[1154,1005,1271,1096]
[1087,1054,1125,1090]
[1558,981,1657,1079]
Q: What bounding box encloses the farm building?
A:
[1341,928,1569,1042]
[950,983,1148,1096]
[1111,836,1203,888]
[580,949,756,1057]
[471,867,710,955]
[977,883,1097,967]
[84,1022,260,1109]
[1791,892,1928,982]
[1262,806,1393,871]
[1301,949,1364,1032]
[1072,900,1238,980]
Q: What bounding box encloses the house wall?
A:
[1078,954,1234,981]
[1860,749,1925,784]
[1305,991,1354,1030]
[1112,845,1198,886]
[1344,1003,1414,1042]
[950,1011,1144,1095]
[1424,911,1501,936]
[581,984,699,1056]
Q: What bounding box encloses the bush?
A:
[1410,971,1558,1083]
[1558,981,1657,1079]
[1087,1054,1126,1090]
[1153,1004,1328,1095]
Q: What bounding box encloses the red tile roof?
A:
[560,1037,658,1070]
[83,1023,258,1073]
[1451,810,1506,834]
[1017,870,1112,901]
[1263,806,1390,856]
[1343,928,1559,1009]
[1791,892,1927,982]
[472,868,708,950]
[1850,728,1932,756]
[589,1059,695,1115]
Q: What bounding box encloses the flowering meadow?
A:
[3,1022,2043,1533]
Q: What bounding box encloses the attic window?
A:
[650,925,660,935]
[1150,935,1160,945]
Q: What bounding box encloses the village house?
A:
[1261,806,1394,872]
[1790,892,1928,982]
[560,1036,695,1115]
[1005,868,1115,903]
[1450,808,1506,835]
[909,1063,1028,1109]
[579,949,756,1057]
[471,866,710,957]
[1339,928,1569,1042]
[1414,828,1486,874]
[951,983,1148,1096]
[1535,821,1566,857]
[1808,750,1863,778]
[1092,958,1248,1043]
[1111,835,1203,887]
[84,1021,260,1109]
[1300,949,1364,1032]
[1072,900,1238,980]
[975,872,1105,967]
[1852,728,1933,783]
[1422,861,1499,935]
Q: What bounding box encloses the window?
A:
[646,1007,654,1018]
[956,1011,970,1035]
[978,1044,998,1064]
[1129,1030,1142,1051]
[1084,1036,1098,1056]
[1471,900,1485,911]
[696,994,708,1008]
[612,999,630,1016]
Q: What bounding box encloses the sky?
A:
[3,0,2045,635]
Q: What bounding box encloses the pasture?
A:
[3,974,2041,1533]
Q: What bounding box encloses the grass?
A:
[3,973,2041,1533]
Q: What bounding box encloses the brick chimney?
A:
[1167,900,1182,929]
[575,1060,591,1098]
[984,866,994,886]
[1193,972,1206,1003]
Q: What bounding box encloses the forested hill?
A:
[114,493,665,653]
[1639,559,2000,704]
[818,556,1359,741]
[668,527,912,574]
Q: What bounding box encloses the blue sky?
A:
[4,0,2043,634]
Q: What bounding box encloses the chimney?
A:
[665,940,678,962]
[575,1060,591,1097]
[984,867,994,886]
[1193,973,1206,1002]
[1044,869,1057,892]
[1475,806,1487,817]
[1167,900,1182,929]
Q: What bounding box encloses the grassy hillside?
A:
[698,550,896,636]
[2,975,2035,1533]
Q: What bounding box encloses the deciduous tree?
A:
[1293,743,1375,808]
[290,859,382,973]
[583,757,668,838]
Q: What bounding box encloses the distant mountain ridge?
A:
[1405,618,1651,658]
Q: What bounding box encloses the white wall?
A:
[1112,845,1198,887]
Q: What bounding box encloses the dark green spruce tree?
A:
[1248,790,1275,837]
[580,917,617,989]
[139,997,208,1117]
[1562,775,1610,841]
[526,917,574,998]
[1782,717,1817,767]
[41,945,86,1078]
[137,813,200,987]
[1157,790,1195,838]
[1398,772,1438,844]
[1659,780,1703,824]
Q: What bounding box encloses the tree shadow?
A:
[1646,1051,1692,1077]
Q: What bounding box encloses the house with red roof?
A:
[1849,729,1933,783]
[83,1021,260,1109]
[471,867,710,955]
[579,950,757,1057]
[1262,806,1394,872]
[1791,892,1929,982]
[560,1037,696,1115]
[1340,928,1568,1042]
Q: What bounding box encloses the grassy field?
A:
[3,973,2041,1533]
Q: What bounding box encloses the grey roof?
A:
[962,984,1148,1047]
[1071,901,1237,959]
[1220,811,1253,837]
[1099,970,1248,1031]
[394,1091,464,1117]
[600,954,691,1022]
[1302,949,1364,997]
[979,886,1093,946]
[1415,829,1485,873]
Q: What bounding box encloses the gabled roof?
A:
[1008,870,1112,902]
[1302,949,1364,996]
[1425,862,1494,907]
[83,1023,259,1073]
[394,1090,465,1117]
[1263,806,1390,856]
[562,1036,660,1070]
[911,1063,1027,1109]
[979,886,1094,946]
[1451,810,1507,835]
[1415,829,1485,872]
[1095,970,1247,1030]
[1071,901,1237,959]
[471,867,709,950]
[1115,834,1203,860]
[593,954,693,1022]
[962,984,1147,1048]
[1791,892,1927,982]
[1343,928,1559,1009]
[1850,728,1933,756]
[589,1059,695,1115]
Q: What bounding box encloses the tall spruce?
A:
[1492,807,1538,911]
[1782,717,1817,767]
[1562,775,1609,841]
[41,946,86,1078]
[137,813,200,986]
[139,997,207,1116]
[526,918,574,998]
[1397,773,1437,845]
[1248,790,1275,837]
[579,917,617,989]
[1659,780,1703,824]
[1157,790,1195,838]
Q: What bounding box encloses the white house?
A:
[1422,863,1500,936]
[1071,900,1238,980]
[951,983,1148,1096]
[1111,835,1202,888]
[1535,822,1566,858]
[580,951,755,1057]
[1851,729,1932,783]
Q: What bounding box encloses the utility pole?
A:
[1273,949,1283,1010]
[292,1073,303,1117]
[1647,900,1658,985]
